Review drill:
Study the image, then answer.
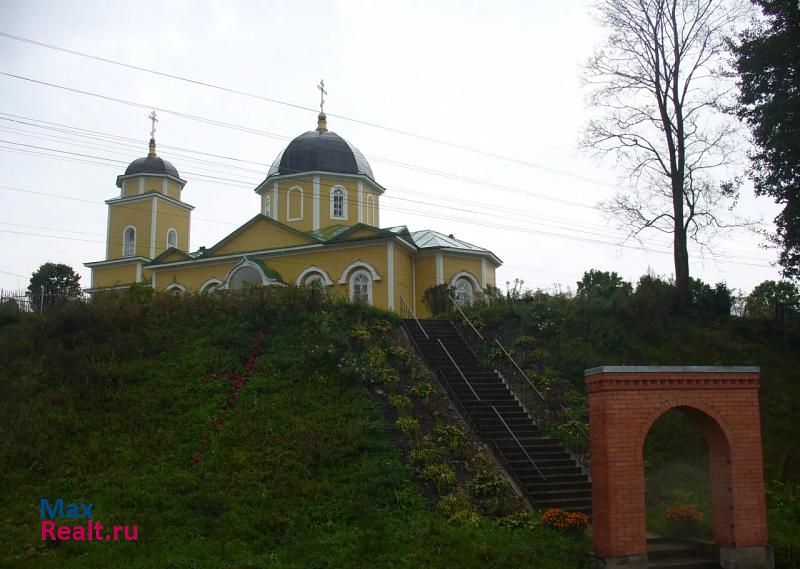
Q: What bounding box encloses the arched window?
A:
[331,186,347,220]
[304,273,325,287]
[229,265,263,289]
[264,195,272,219]
[366,194,374,225]
[453,277,474,306]
[287,186,303,221]
[123,226,136,257]
[164,283,186,295]
[350,270,372,304]
[200,278,223,294]
[166,228,177,249]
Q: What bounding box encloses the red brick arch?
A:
[586,367,772,569]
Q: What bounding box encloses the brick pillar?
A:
[585,366,772,569]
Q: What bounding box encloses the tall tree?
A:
[27,263,82,310]
[582,0,749,297]
[733,0,800,280]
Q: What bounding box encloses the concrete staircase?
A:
[647,538,721,569]
[403,318,591,514]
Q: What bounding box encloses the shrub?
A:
[408,444,440,465]
[422,284,452,316]
[665,504,702,524]
[376,366,400,390]
[421,463,457,494]
[349,323,371,341]
[664,504,703,536]
[498,511,537,530]
[409,381,434,400]
[389,395,412,415]
[371,319,393,333]
[395,417,421,440]
[540,508,589,532]
[469,471,506,499]
[435,424,467,452]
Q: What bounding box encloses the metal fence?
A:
[0,288,89,312]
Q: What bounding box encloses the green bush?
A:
[410,381,434,400]
[435,424,467,452]
[409,444,440,465]
[422,463,457,494]
[395,416,422,440]
[389,394,412,415]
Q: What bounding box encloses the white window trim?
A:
[264,195,272,218]
[122,225,136,257]
[449,270,483,294]
[286,186,304,221]
[349,269,373,305]
[337,260,381,284]
[166,228,178,250]
[164,283,187,293]
[366,194,374,226]
[329,185,348,220]
[199,278,223,294]
[296,266,333,286]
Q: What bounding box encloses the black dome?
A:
[268,129,373,180]
[124,155,180,179]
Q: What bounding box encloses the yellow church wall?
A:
[212,219,314,255]
[108,199,153,260]
[413,256,438,316]
[121,179,137,198]
[156,201,191,255]
[92,263,140,289]
[443,255,486,289]
[393,246,414,314]
[153,260,237,291]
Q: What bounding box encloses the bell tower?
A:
[85,112,194,292]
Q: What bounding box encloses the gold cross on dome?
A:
[148,110,158,139]
[317,79,327,113]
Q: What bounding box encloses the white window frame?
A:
[349,269,373,304]
[164,283,187,294]
[122,225,136,257]
[296,266,333,286]
[366,194,374,226]
[264,195,272,219]
[330,185,348,220]
[286,186,304,221]
[166,228,178,250]
[199,278,223,294]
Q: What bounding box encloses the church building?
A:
[85,102,500,317]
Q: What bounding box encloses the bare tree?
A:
[582,0,749,296]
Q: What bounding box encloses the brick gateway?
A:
[586,366,773,569]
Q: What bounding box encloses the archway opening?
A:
[644,408,713,540]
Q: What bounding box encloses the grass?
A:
[0,289,589,568]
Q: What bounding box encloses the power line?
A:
[0,30,622,186]
[0,72,602,211]
[0,111,766,251]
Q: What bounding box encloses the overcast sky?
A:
[0,0,781,295]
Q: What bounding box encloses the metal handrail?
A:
[449,295,484,340]
[437,339,480,402]
[447,295,590,470]
[491,405,546,481]
[493,338,547,402]
[401,295,429,340]
[436,337,546,482]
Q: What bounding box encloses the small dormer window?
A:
[123,226,136,257]
[331,186,347,220]
[167,228,177,249]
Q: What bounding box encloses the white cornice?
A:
[106,192,195,211]
[84,256,150,268]
[255,171,386,196]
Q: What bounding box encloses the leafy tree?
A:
[582,0,749,298]
[576,269,633,298]
[744,279,800,317]
[733,0,800,280]
[27,263,82,310]
[422,284,452,316]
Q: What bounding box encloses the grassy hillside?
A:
[0,289,587,568]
